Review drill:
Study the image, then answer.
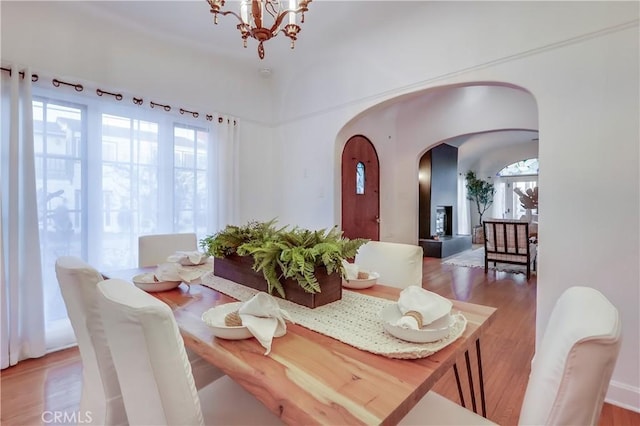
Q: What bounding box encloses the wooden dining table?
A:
[103,266,497,425]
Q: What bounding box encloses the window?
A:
[356,162,365,194]
[497,158,538,177]
[34,100,84,334]
[495,159,539,219]
[32,90,214,350]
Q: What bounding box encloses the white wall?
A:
[0,1,274,124]
[270,5,640,410]
[2,0,638,410]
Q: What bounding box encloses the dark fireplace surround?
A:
[418,144,471,258]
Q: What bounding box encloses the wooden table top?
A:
[104,267,497,425]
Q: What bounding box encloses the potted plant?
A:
[465,170,495,244]
[200,220,368,308]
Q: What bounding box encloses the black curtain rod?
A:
[1,67,39,82]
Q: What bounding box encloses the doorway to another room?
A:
[341,135,380,241]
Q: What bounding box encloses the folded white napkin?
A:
[341,259,359,280]
[166,250,208,266]
[154,262,203,283]
[395,286,452,330]
[238,292,293,355]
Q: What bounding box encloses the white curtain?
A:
[214,115,240,230]
[1,67,46,368]
[492,179,506,219]
[457,173,471,235]
[0,68,234,356]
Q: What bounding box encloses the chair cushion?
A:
[97,279,204,426]
[518,286,621,425]
[355,241,423,288]
[138,233,197,267]
[54,256,127,425]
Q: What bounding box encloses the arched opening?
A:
[336,82,538,246]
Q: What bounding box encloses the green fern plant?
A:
[200,220,368,297]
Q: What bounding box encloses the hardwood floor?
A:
[1,256,638,425]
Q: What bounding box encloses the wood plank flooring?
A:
[1,255,638,425]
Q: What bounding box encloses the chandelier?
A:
[207,0,312,60]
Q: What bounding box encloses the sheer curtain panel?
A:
[1,65,234,356]
[214,115,240,230]
[1,67,46,368]
[457,173,471,235]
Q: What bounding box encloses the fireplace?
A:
[435,205,453,237]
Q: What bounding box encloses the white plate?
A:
[342,271,380,289]
[132,273,182,292]
[201,302,253,340]
[379,304,453,343]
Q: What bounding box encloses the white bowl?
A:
[379,304,453,343]
[201,302,253,340]
[342,271,380,289]
[132,273,182,292]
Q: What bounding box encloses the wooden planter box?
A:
[213,255,342,309]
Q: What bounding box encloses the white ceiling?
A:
[72,0,411,72]
[70,1,539,162]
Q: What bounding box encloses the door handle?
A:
[375,216,380,224]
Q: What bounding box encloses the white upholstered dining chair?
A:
[138,232,198,267]
[55,256,224,425]
[55,256,126,426]
[400,286,622,425]
[97,278,282,426]
[354,241,424,288]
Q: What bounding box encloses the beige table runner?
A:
[201,273,467,359]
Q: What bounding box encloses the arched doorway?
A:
[341,135,380,240]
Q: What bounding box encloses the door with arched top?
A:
[341,135,380,240]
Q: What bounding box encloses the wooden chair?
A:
[482,220,536,279]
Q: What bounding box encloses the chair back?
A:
[54,256,126,425]
[483,220,529,254]
[518,286,622,425]
[354,241,423,288]
[97,279,204,426]
[138,232,197,267]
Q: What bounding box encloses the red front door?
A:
[341,135,380,240]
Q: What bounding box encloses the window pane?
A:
[32,93,214,352]
[174,124,208,233]
[498,158,539,176]
[356,162,365,194]
[33,99,83,333]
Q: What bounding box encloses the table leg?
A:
[476,338,487,417]
[464,350,478,413]
[453,363,466,408]
[450,339,488,417]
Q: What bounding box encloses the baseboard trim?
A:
[606,380,640,413]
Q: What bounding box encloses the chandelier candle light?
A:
[207,0,312,59]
